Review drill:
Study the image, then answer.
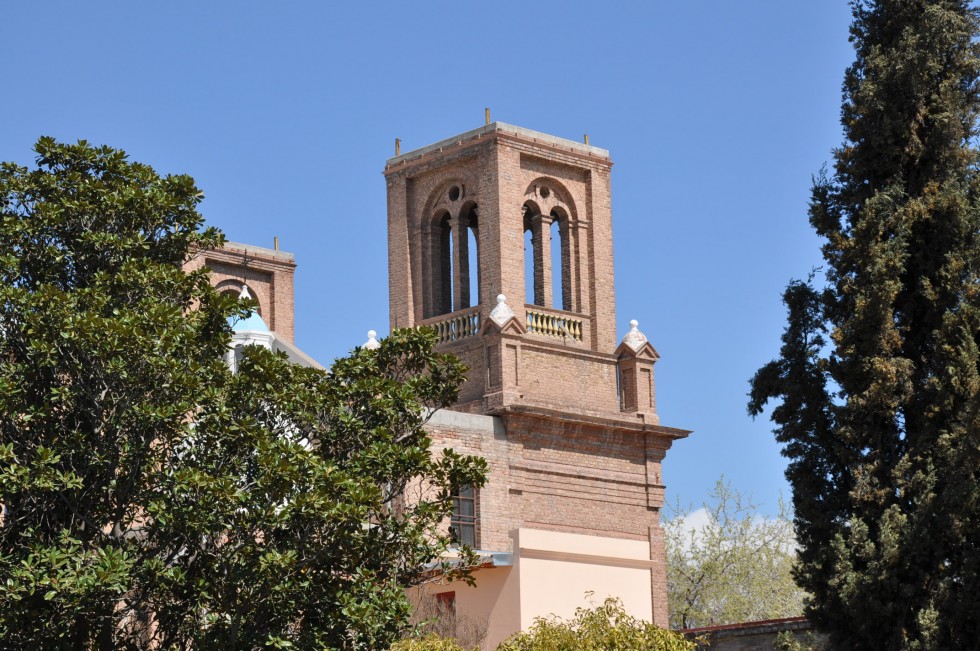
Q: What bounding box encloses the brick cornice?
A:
[384,127,613,179]
[498,405,691,441]
[496,131,614,170]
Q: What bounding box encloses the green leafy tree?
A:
[496,597,695,651]
[748,2,980,649]
[664,479,805,629]
[0,137,487,649]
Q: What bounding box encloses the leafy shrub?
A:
[496,597,695,651]
[390,635,468,651]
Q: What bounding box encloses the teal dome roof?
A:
[228,284,270,333]
[229,312,269,333]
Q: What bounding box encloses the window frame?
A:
[450,484,478,548]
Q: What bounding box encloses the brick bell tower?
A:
[385,121,689,644]
[184,240,296,343]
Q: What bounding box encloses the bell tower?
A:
[385,122,645,418]
[386,123,689,641]
[185,240,296,343]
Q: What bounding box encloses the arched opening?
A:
[424,210,453,318]
[550,216,563,311]
[524,224,535,306]
[217,281,261,316]
[523,201,545,306]
[425,192,484,318]
[521,179,579,315]
[442,212,453,314]
[464,204,480,308]
[420,182,492,321]
[550,207,571,311]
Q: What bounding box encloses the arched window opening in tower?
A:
[465,204,479,308]
[425,210,453,318]
[217,282,261,316]
[550,215,563,311]
[443,212,454,314]
[524,221,535,306]
[426,193,484,318]
[523,201,543,307]
[550,207,572,312]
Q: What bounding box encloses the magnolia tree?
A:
[0,138,487,649]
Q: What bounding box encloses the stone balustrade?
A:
[422,306,482,344]
[525,308,583,342]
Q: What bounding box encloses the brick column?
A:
[558,217,573,312]
[649,522,669,627]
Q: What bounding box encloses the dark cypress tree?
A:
[748,2,980,649]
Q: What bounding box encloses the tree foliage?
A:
[748,2,980,649]
[664,479,805,630]
[0,137,487,649]
[390,636,469,651]
[496,597,695,651]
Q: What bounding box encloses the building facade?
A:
[202,122,690,649]
[384,122,689,648]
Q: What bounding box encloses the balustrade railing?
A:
[422,307,481,344]
[525,308,583,342]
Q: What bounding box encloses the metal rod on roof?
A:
[274,236,279,251]
[584,134,590,145]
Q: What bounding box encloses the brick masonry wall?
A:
[425,409,674,628]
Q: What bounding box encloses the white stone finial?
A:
[239,284,253,300]
[364,329,381,350]
[489,294,515,326]
[622,319,648,352]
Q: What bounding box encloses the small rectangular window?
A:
[435,590,456,615]
[451,484,477,547]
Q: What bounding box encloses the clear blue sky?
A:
[2,2,855,517]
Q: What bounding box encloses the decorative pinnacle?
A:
[489,294,515,326]
[364,330,381,350]
[622,319,648,352]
